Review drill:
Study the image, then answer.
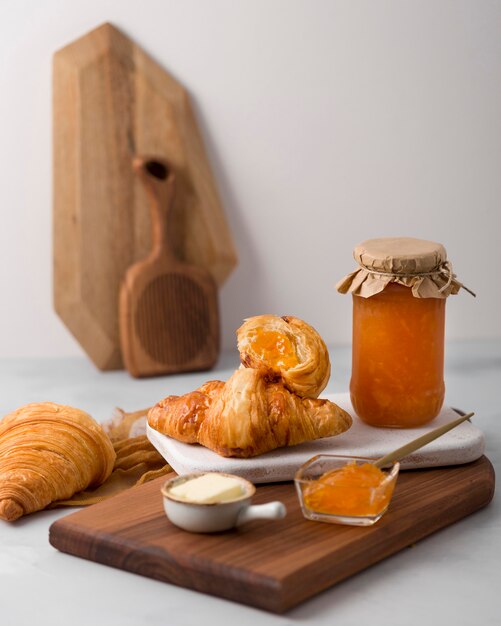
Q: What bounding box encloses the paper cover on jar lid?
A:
[336,237,474,299]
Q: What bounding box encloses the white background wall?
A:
[0,0,500,359]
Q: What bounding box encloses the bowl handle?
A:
[236,501,287,527]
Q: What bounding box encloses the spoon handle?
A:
[373,412,475,469]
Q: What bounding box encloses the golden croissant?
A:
[236,314,331,398]
[0,402,116,521]
[148,380,224,444]
[148,369,351,458]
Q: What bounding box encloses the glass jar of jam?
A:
[337,237,473,428]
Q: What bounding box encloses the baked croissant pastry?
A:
[148,380,224,443]
[0,402,116,522]
[236,315,331,398]
[149,369,351,458]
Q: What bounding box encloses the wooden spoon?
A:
[373,412,475,469]
[119,157,220,377]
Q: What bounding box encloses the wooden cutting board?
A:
[49,456,495,613]
[53,23,237,370]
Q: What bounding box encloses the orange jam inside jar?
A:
[337,237,472,428]
[304,461,394,517]
[351,283,445,427]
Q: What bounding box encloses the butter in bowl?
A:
[161,472,286,533]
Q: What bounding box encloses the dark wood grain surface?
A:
[49,457,495,613]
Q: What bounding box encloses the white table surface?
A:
[1,340,499,626]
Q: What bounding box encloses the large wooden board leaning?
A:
[53,23,237,370]
[49,457,495,613]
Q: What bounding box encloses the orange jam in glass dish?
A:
[337,237,473,428]
[351,283,445,427]
[304,462,391,516]
[295,455,399,526]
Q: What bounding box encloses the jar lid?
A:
[337,237,474,299]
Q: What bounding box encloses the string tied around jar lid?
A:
[356,259,476,297]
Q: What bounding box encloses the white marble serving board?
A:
[147,393,485,483]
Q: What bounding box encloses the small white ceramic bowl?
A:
[161,472,286,533]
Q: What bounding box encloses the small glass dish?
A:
[294,455,400,526]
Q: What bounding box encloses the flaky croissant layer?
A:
[0,402,116,521]
[148,380,224,444]
[236,315,331,398]
[148,369,352,458]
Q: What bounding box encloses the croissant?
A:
[148,380,224,443]
[236,315,331,398]
[0,402,116,521]
[149,369,352,458]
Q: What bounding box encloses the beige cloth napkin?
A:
[52,408,171,508]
